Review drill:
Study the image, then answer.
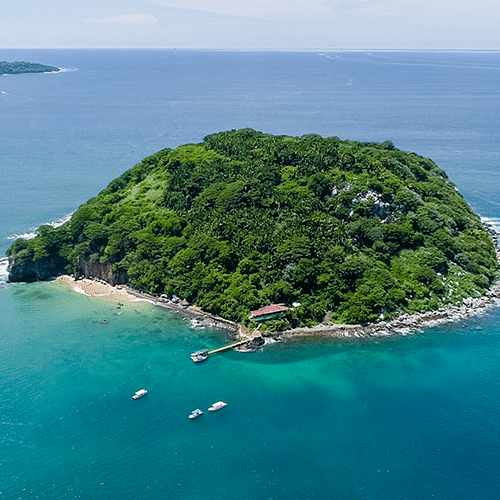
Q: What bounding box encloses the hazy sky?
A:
[2,0,499,50]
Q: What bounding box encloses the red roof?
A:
[249,304,290,318]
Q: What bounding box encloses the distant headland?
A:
[0,61,60,75]
[7,129,499,332]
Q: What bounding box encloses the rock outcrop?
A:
[7,254,65,282]
[77,257,127,286]
[8,254,127,285]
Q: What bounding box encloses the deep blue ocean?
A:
[1,50,500,499]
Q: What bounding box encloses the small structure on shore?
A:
[249,304,290,322]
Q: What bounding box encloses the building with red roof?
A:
[249,304,290,322]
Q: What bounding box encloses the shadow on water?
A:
[13,287,53,300]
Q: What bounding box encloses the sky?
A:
[1,0,499,50]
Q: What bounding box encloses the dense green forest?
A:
[7,129,498,327]
[0,61,59,75]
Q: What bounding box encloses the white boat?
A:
[132,389,147,400]
[189,408,203,419]
[208,401,227,412]
[190,350,208,363]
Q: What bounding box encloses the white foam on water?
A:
[481,216,500,242]
[0,257,9,283]
[190,319,205,329]
[7,212,73,241]
[482,216,500,230]
[131,298,156,304]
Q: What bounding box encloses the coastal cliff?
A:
[7,129,498,327]
[7,253,61,282]
[77,257,127,286]
[7,251,127,286]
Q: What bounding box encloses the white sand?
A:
[56,275,135,302]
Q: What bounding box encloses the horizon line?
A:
[2,47,500,53]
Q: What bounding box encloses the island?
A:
[7,129,499,331]
[0,61,60,75]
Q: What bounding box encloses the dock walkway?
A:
[207,339,250,355]
[191,330,264,361]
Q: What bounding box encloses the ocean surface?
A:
[1,50,500,499]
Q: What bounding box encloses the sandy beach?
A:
[55,274,241,332]
[56,275,136,303]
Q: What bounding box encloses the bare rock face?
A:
[349,190,394,222]
[8,254,63,282]
[8,253,127,285]
[77,257,127,286]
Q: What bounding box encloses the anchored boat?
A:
[189,408,203,419]
[208,401,227,412]
[190,350,208,363]
[132,389,147,400]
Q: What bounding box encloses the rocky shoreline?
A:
[122,268,500,345]
[121,286,240,334]
[277,290,500,340]
[275,224,500,341]
[52,226,500,345]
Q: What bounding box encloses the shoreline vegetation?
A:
[0,61,60,75]
[55,223,500,344]
[8,130,499,336]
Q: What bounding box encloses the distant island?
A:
[0,61,60,75]
[7,129,498,329]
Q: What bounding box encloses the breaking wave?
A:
[482,216,500,239]
[0,257,9,283]
[7,212,74,241]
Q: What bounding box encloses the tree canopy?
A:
[0,61,59,75]
[8,129,498,327]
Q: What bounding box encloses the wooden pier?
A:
[191,336,260,362]
[191,330,265,362]
[207,338,250,355]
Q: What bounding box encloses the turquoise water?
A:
[1,50,500,499]
[2,283,500,499]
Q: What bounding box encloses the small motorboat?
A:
[208,401,227,412]
[132,389,148,400]
[189,408,203,419]
[190,350,208,363]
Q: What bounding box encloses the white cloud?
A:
[145,0,332,19]
[83,14,158,27]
